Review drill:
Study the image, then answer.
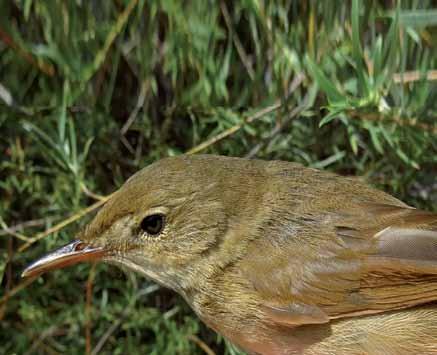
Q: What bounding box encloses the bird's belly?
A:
[206,304,437,355]
[220,328,305,355]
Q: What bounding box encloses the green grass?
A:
[1,1,436,354]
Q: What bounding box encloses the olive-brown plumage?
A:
[23,155,437,354]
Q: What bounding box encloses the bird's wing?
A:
[242,203,437,327]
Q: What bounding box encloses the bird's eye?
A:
[140,214,165,236]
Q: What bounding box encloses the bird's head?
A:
[22,155,254,293]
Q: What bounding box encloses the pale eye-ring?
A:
[140,214,165,236]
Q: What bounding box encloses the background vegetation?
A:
[1,0,436,354]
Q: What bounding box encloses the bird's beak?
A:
[21,239,105,278]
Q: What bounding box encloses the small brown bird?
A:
[23,155,437,354]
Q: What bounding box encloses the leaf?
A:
[347,123,360,155]
[22,121,60,154]
[364,122,384,154]
[397,9,437,28]
[319,108,345,127]
[68,117,78,175]
[383,7,400,77]
[406,27,421,44]
[79,138,94,165]
[58,80,69,144]
[306,56,345,105]
[380,124,395,148]
[311,150,346,169]
[351,0,368,96]
[371,36,384,87]
[0,249,7,286]
[396,147,420,169]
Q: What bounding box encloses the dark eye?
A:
[140,214,165,236]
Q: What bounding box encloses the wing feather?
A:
[243,202,437,327]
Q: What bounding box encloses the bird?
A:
[23,154,437,355]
